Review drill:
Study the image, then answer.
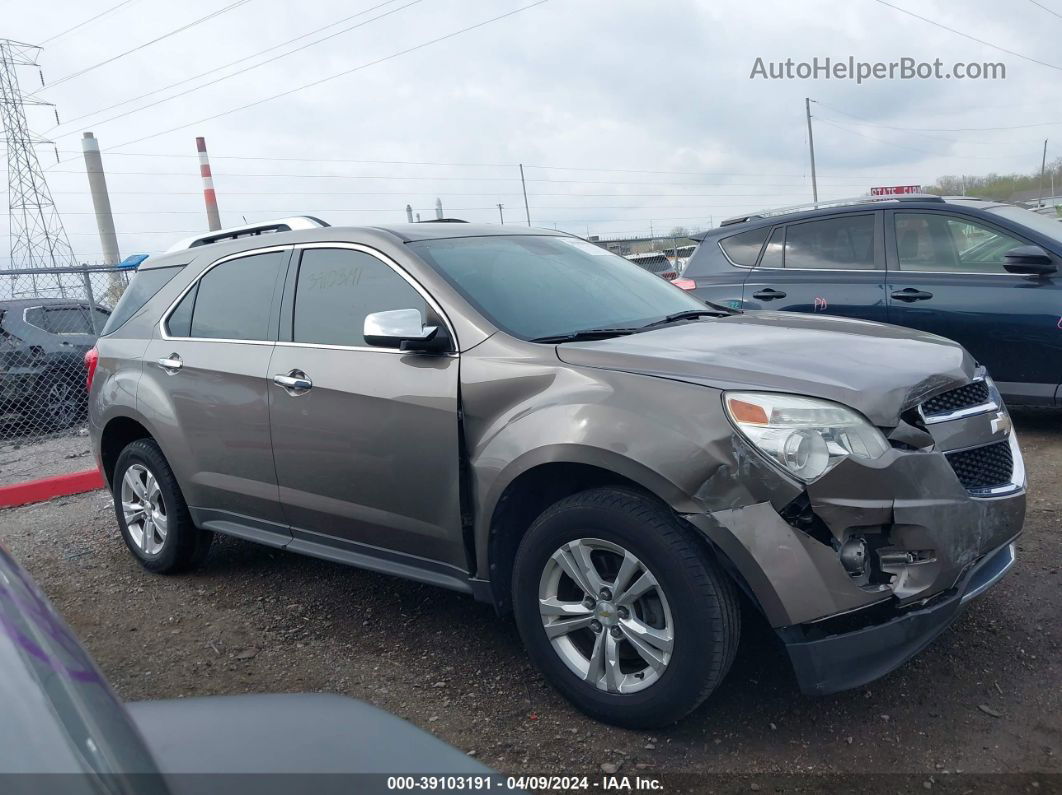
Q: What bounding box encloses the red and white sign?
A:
[870,185,922,196]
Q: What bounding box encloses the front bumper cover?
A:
[780,539,1017,695]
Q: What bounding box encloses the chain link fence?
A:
[0,265,130,442]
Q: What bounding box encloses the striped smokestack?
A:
[196,136,222,231]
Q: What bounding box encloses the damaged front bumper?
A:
[684,389,1026,695]
[779,538,1016,695]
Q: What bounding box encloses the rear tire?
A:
[112,439,212,574]
[512,487,740,729]
[38,370,84,430]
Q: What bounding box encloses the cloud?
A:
[2,0,1057,261]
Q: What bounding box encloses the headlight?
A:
[724,392,889,482]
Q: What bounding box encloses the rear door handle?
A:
[891,288,934,302]
[156,353,183,373]
[752,288,787,300]
[273,370,312,394]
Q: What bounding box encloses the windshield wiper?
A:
[531,327,639,343]
[638,307,731,331]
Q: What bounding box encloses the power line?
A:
[815,118,1012,160]
[43,149,917,180]
[38,0,141,46]
[1028,0,1062,20]
[48,0,423,138]
[5,213,731,236]
[812,101,1050,145]
[44,191,876,202]
[39,168,888,186]
[38,0,254,92]
[2,203,804,218]
[45,0,407,131]
[873,0,1062,72]
[105,0,553,151]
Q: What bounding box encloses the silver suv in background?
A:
[89,218,1025,727]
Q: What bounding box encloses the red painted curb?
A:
[0,469,106,509]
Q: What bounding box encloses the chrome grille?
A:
[923,381,991,418]
[946,440,1014,491]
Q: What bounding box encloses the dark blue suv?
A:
[676,196,1061,406]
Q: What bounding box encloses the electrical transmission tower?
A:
[0,38,78,297]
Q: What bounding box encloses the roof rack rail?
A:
[414,217,468,223]
[165,216,330,252]
[719,194,946,227]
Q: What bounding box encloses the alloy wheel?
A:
[538,538,674,693]
[121,464,168,556]
[45,379,78,427]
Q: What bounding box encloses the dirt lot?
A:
[1,411,1059,788]
[0,427,94,483]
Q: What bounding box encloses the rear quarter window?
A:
[718,227,770,266]
[101,265,186,336]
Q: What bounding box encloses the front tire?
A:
[113,439,212,574]
[512,487,739,728]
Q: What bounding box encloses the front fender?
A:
[461,336,795,578]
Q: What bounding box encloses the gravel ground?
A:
[0,410,1058,787]
[0,428,93,483]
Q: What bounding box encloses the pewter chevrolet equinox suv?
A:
[88,217,1025,728]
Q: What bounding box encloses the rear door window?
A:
[759,226,785,268]
[178,252,286,341]
[719,227,770,266]
[782,214,876,269]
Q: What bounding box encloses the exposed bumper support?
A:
[781,540,1016,696]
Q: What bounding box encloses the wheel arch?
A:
[99,415,156,488]
[478,445,699,614]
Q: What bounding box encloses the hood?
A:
[555,311,976,426]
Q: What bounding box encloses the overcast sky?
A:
[4,0,1060,261]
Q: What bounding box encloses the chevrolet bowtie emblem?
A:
[990,412,1012,436]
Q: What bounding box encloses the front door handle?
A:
[273,370,312,394]
[752,288,787,300]
[156,353,183,373]
[891,288,934,302]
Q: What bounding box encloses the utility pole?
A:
[196,137,221,230]
[519,164,531,226]
[0,39,78,298]
[435,197,444,220]
[405,204,413,223]
[1037,139,1048,208]
[805,97,818,204]
[497,203,504,224]
[81,132,120,267]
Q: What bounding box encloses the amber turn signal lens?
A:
[726,397,770,425]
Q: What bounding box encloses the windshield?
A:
[984,205,1062,245]
[407,235,706,340]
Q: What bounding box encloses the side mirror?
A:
[1003,245,1057,275]
[363,309,448,352]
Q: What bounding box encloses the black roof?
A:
[694,197,1005,240]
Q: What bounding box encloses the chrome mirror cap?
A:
[363,309,438,348]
